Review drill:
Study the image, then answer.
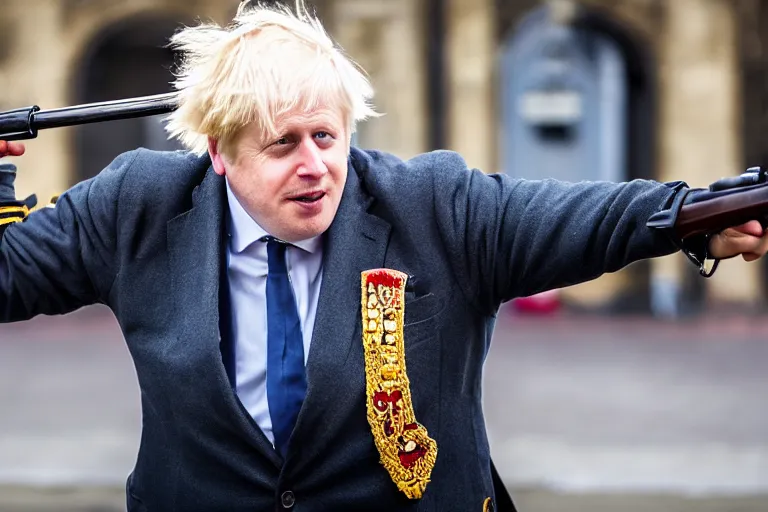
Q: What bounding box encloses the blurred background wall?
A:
[2,0,766,319]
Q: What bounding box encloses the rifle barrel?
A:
[0,92,179,141]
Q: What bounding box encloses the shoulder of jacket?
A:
[118,148,209,188]
[405,149,469,175]
[67,148,211,217]
[102,148,208,202]
[350,147,469,186]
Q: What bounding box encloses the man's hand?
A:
[0,141,36,211]
[0,140,24,202]
[0,141,25,158]
[709,220,768,261]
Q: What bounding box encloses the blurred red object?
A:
[511,290,561,314]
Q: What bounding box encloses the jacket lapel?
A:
[166,162,281,468]
[289,151,391,461]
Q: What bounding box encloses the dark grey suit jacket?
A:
[0,147,679,511]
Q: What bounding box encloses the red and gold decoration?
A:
[361,268,437,499]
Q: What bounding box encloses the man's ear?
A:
[208,137,227,176]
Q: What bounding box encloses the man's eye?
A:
[315,131,330,140]
[275,137,290,145]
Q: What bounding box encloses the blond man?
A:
[1,2,767,511]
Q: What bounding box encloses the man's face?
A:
[211,107,349,242]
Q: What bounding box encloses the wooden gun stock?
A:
[676,183,768,239]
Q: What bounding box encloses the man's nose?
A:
[297,141,327,177]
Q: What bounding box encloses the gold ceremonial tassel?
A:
[361,269,438,499]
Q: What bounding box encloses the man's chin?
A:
[279,220,331,243]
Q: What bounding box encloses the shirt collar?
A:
[225,178,323,254]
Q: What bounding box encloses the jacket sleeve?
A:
[429,151,682,313]
[0,151,137,322]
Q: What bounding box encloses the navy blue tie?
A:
[264,237,307,457]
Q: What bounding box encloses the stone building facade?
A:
[0,0,765,315]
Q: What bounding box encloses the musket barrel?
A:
[33,92,179,129]
[0,92,179,141]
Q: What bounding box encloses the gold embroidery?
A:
[0,204,29,225]
[0,217,21,226]
[362,269,437,499]
[483,497,493,511]
[0,206,28,215]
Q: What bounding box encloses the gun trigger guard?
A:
[700,257,720,278]
[683,234,719,278]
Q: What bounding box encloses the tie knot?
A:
[263,236,288,274]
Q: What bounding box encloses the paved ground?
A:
[485,313,768,497]
[1,485,768,512]
[1,305,767,510]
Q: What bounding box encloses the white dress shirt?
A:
[225,179,324,444]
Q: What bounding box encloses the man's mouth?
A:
[290,191,326,203]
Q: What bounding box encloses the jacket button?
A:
[281,490,296,509]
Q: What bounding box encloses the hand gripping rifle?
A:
[0,93,766,280]
[647,166,768,277]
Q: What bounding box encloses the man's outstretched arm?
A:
[424,151,768,314]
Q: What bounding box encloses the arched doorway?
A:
[500,8,627,183]
[498,4,657,312]
[72,14,186,185]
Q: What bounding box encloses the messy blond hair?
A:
[165,0,378,156]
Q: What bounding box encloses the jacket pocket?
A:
[404,293,444,348]
[404,293,442,324]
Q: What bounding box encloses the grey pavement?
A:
[485,313,768,497]
[1,305,767,511]
[0,307,140,488]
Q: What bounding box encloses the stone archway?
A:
[72,14,185,185]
